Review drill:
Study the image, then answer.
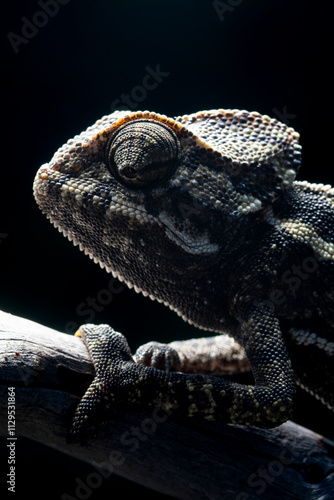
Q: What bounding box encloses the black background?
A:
[1,1,333,499]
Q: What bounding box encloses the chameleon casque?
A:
[33,108,334,442]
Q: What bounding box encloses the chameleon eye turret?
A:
[106,118,181,189]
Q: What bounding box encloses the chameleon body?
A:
[33,109,334,442]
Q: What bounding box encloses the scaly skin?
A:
[33,109,334,443]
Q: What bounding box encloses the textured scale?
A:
[33,108,334,442]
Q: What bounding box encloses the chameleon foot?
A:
[67,324,135,444]
[134,341,181,371]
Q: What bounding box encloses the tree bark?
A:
[0,310,333,499]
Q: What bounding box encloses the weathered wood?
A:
[0,310,333,499]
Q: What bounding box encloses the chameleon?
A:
[33,108,334,442]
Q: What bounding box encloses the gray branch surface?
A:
[0,310,333,499]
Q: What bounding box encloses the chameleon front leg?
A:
[230,304,296,426]
[68,308,295,443]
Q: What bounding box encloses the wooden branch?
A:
[1,310,334,499]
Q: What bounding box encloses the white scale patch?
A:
[280,219,334,261]
[294,180,334,210]
[236,194,262,214]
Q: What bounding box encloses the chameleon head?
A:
[33,109,301,322]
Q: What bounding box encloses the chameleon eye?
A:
[106,119,180,188]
